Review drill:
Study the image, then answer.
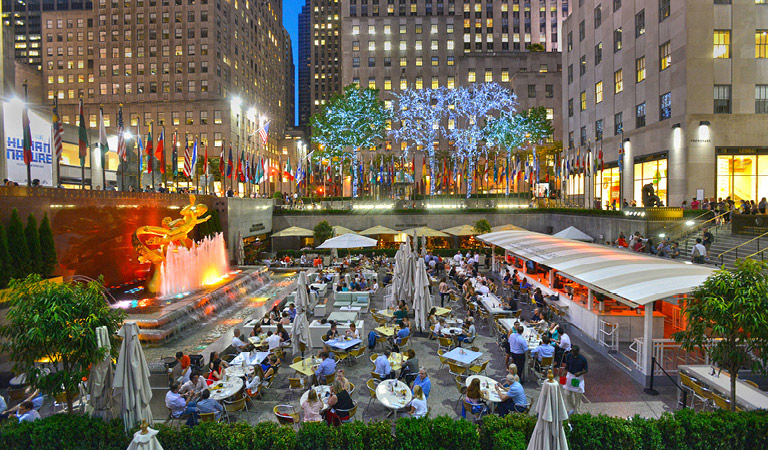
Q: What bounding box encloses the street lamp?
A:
[231,96,242,111]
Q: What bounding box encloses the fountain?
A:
[159,233,229,298]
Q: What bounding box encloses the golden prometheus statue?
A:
[132,195,211,292]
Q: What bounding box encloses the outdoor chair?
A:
[468,359,489,377]
[323,372,336,385]
[679,373,712,411]
[366,379,380,410]
[712,392,743,412]
[331,401,358,425]
[223,394,249,423]
[287,377,305,399]
[369,371,382,380]
[347,347,366,363]
[437,349,449,372]
[535,356,555,382]
[198,412,218,423]
[448,362,468,379]
[462,399,485,423]
[438,336,454,352]
[454,376,467,410]
[369,353,379,365]
[273,404,300,427]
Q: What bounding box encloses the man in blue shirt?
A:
[394,322,410,350]
[374,350,394,379]
[531,336,555,362]
[15,401,40,423]
[508,325,529,383]
[195,389,224,420]
[495,377,528,416]
[411,367,431,399]
[311,351,337,386]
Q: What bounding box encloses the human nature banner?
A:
[4,100,53,186]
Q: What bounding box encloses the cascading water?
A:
[160,232,229,298]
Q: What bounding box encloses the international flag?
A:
[155,128,165,174]
[78,99,88,167]
[236,148,244,182]
[145,123,153,173]
[171,133,178,177]
[183,138,191,178]
[51,99,64,162]
[203,141,208,177]
[98,106,109,169]
[283,156,293,180]
[599,144,604,172]
[219,142,225,176]
[226,144,233,178]
[259,122,270,144]
[191,138,198,176]
[22,96,32,167]
[136,123,143,171]
[115,104,125,161]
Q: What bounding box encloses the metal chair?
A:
[223,394,249,423]
[535,356,555,382]
[448,362,468,379]
[323,372,337,385]
[287,377,306,399]
[437,349,449,372]
[468,359,489,377]
[347,347,366,363]
[438,336,454,352]
[462,399,486,423]
[366,379,380,409]
[370,371,382,380]
[369,353,379,365]
[332,401,358,424]
[198,412,218,423]
[454,375,467,410]
[273,404,300,427]
[712,392,744,412]
[680,373,712,411]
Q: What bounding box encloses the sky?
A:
[283,1,303,127]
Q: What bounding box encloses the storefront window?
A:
[716,154,768,201]
[594,166,621,208]
[633,158,667,206]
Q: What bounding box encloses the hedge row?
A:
[2,409,768,450]
[275,207,625,216]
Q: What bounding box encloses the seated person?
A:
[276,324,291,345]
[15,401,41,423]
[394,322,410,349]
[462,378,489,418]
[345,322,360,340]
[374,350,394,379]
[325,322,340,341]
[170,351,192,383]
[457,317,476,344]
[433,318,447,337]
[402,385,428,418]
[532,289,546,308]
[165,382,198,426]
[310,351,336,386]
[250,325,263,338]
[394,301,408,325]
[265,331,283,351]
[259,312,272,326]
[301,388,324,422]
[261,355,281,384]
[530,336,556,367]
[398,349,419,383]
[501,296,518,311]
[245,365,266,396]
[494,375,527,416]
[231,329,249,352]
[279,312,291,326]
[206,359,225,385]
[335,368,352,392]
[195,389,224,420]
[180,372,207,396]
[325,380,354,425]
[410,367,431,399]
[528,308,546,326]
[269,306,282,323]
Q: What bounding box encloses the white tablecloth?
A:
[208,378,243,401]
[443,348,482,365]
[376,379,412,409]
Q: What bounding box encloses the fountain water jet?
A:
[159,233,229,298]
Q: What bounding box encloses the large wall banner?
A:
[4,100,53,186]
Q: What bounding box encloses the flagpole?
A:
[195,136,200,194]
[173,130,178,190]
[136,122,141,191]
[119,105,124,191]
[23,81,31,187]
[161,126,167,189]
[54,98,61,187]
[99,105,105,190]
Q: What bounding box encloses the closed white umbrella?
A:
[291,271,311,357]
[113,322,154,432]
[413,259,432,332]
[317,233,377,249]
[527,376,570,450]
[88,325,114,420]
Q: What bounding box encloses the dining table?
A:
[290,356,323,377]
[433,307,452,316]
[208,377,244,401]
[375,324,397,337]
[230,351,270,367]
[248,334,268,348]
[466,375,502,413]
[679,365,768,410]
[388,352,409,371]
[376,379,413,419]
[299,385,332,409]
[224,365,254,378]
[325,337,362,351]
[442,347,483,366]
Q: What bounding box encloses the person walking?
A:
[508,325,528,383]
[691,238,707,264]
[562,345,588,415]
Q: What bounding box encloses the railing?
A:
[631,338,711,376]
[598,320,619,353]
[718,230,768,266]
[666,210,730,254]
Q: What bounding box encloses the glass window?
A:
[660,41,671,70]
[714,84,732,113]
[757,31,768,58]
[659,0,670,22]
[614,112,623,135]
[595,166,621,207]
[660,92,672,120]
[528,85,536,98]
[716,155,763,202]
[636,102,646,128]
[614,28,622,52]
[634,158,667,205]
[614,69,623,93]
[580,55,587,75]
[580,91,587,110]
[635,10,645,37]
[595,119,604,141]
[595,42,602,65]
[594,5,602,28]
[595,81,603,103]
[636,56,646,82]
[756,85,768,113]
[714,30,730,58]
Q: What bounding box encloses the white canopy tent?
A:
[552,226,595,242]
[317,233,377,249]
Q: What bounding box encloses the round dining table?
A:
[208,377,244,401]
[376,379,412,419]
[225,365,254,379]
[299,385,332,409]
[466,375,502,412]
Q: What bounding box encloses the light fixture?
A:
[659,233,666,238]
[672,123,681,129]
[699,120,710,126]
[231,96,242,111]
[685,220,695,226]
[623,138,630,143]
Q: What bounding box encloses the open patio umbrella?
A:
[441,224,479,236]
[291,271,311,358]
[271,226,314,237]
[317,233,377,249]
[412,259,433,332]
[113,322,154,432]
[527,375,570,450]
[401,226,449,238]
[491,224,525,232]
[552,226,594,242]
[88,325,114,420]
[332,225,358,236]
[359,225,398,235]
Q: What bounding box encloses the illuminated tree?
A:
[485,113,528,195]
[310,84,390,197]
[390,87,450,195]
[445,83,517,197]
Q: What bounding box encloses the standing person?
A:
[563,346,588,415]
[438,278,450,307]
[507,325,528,383]
[701,228,714,257]
[691,238,707,264]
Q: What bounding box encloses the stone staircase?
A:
[679,223,768,269]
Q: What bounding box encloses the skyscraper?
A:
[298,3,312,129]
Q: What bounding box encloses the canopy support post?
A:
[587,288,593,311]
[643,301,655,383]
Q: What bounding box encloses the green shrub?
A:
[394,417,433,450]
[7,208,29,279]
[38,213,57,277]
[429,415,480,450]
[296,421,329,450]
[491,428,526,450]
[25,214,41,275]
[0,224,11,288]
[478,414,537,450]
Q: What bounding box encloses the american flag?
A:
[52,99,64,162]
[258,122,270,144]
[183,138,192,178]
[116,104,126,161]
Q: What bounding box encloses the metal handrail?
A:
[666,210,730,243]
[717,230,768,266]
